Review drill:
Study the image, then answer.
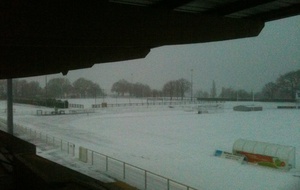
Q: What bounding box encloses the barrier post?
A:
[145,170,147,190]
[106,156,108,172]
[123,163,126,179]
[72,144,74,156]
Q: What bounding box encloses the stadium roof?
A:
[112,0,300,21]
[0,0,299,79]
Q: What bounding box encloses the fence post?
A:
[67,142,69,154]
[145,171,147,190]
[123,163,126,179]
[167,179,170,190]
[61,139,63,151]
[91,151,94,165]
[106,156,108,172]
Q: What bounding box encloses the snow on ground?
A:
[0,99,299,190]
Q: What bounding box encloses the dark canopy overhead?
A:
[1,0,299,79]
[113,0,300,21]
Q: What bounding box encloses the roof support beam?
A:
[7,79,13,135]
[248,3,300,21]
[204,0,277,16]
[151,0,194,10]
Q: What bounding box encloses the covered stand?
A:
[233,139,296,170]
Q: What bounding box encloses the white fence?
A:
[0,120,75,157]
[0,120,198,190]
[80,148,198,190]
[92,99,224,109]
[69,103,84,109]
[16,124,75,156]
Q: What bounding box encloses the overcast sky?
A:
[26,15,300,94]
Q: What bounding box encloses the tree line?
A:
[0,77,105,99]
[0,69,299,101]
[261,69,300,100]
[196,69,300,101]
[111,78,191,100]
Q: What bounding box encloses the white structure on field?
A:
[233,139,296,170]
[197,102,224,114]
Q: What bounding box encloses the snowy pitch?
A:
[0,100,299,190]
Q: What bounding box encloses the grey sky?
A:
[26,15,300,94]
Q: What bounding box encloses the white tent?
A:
[233,139,296,170]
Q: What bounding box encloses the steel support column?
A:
[7,79,13,135]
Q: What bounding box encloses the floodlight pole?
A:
[190,69,193,102]
[7,79,13,135]
[45,75,48,107]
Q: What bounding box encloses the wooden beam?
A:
[151,0,194,10]
[248,3,300,22]
[204,0,277,16]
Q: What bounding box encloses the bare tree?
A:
[163,79,190,100]
[177,78,191,100]
[73,78,103,98]
[163,80,176,100]
[261,82,278,99]
[111,79,130,96]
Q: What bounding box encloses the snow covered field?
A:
[0,99,299,190]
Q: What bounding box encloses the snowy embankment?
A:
[0,100,299,190]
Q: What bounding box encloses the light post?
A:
[45,75,47,106]
[129,73,133,104]
[191,69,193,102]
[61,84,63,99]
[94,88,97,106]
[102,88,105,102]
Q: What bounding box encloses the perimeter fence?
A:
[0,119,198,190]
[92,99,224,109]
[80,148,198,190]
[0,119,75,157]
[16,124,76,156]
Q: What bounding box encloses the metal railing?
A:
[91,99,225,109]
[92,101,198,108]
[81,148,198,190]
[14,123,75,156]
[0,120,198,190]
